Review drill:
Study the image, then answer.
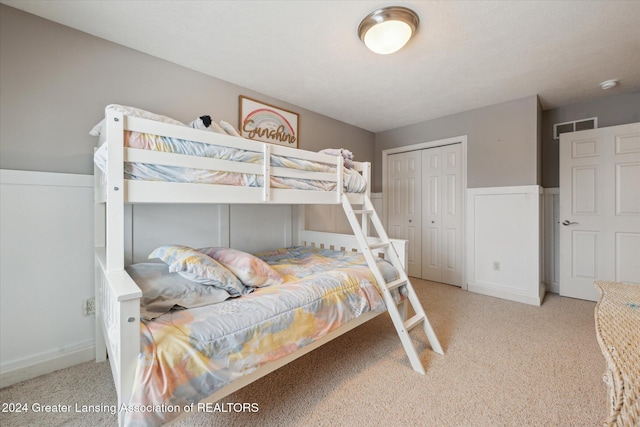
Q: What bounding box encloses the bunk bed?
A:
[93,105,443,426]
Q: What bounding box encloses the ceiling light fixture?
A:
[599,79,619,90]
[358,6,419,55]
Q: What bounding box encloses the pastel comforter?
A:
[94,129,367,193]
[125,246,399,426]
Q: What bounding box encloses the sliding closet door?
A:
[387,150,422,277]
[421,144,463,286]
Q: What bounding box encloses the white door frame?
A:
[382,135,468,290]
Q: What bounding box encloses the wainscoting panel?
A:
[0,170,297,387]
[302,193,382,237]
[1,170,95,387]
[130,204,230,264]
[543,188,560,293]
[230,204,293,253]
[467,185,544,305]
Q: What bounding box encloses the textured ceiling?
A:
[3,0,640,132]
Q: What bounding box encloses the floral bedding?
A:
[124,246,399,426]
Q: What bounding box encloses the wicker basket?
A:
[594,281,640,427]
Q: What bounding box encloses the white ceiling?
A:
[3,0,640,133]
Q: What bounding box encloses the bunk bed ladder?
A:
[342,196,444,375]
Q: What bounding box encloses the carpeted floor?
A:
[0,280,607,426]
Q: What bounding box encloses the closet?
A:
[387,143,463,286]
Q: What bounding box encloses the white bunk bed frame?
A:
[94,109,441,425]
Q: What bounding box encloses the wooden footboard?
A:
[297,229,408,270]
[94,248,141,425]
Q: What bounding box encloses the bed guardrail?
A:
[94,248,141,423]
[100,111,360,205]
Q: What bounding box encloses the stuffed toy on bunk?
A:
[319,148,355,169]
[188,115,212,131]
[188,116,242,137]
[187,115,227,134]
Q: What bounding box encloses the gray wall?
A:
[374,95,540,191]
[0,5,374,176]
[541,90,640,188]
[4,5,637,190]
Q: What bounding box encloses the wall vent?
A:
[553,117,598,139]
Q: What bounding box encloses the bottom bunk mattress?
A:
[123,246,400,426]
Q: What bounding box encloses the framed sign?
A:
[239,96,299,148]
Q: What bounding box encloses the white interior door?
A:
[560,122,640,301]
[440,144,463,286]
[421,145,463,286]
[388,151,422,277]
[422,148,442,281]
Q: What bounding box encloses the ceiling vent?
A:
[553,117,598,139]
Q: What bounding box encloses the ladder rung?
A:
[342,195,442,373]
[369,242,390,250]
[404,314,425,332]
[386,278,407,291]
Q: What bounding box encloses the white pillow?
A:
[125,263,231,320]
[89,104,185,136]
[219,120,241,137]
[209,121,226,134]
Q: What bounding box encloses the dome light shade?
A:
[358,6,419,55]
[599,79,619,90]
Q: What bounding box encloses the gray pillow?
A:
[126,263,231,320]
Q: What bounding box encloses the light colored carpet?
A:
[0,280,607,426]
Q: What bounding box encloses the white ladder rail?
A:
[342,195,444,375]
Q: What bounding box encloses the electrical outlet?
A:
[492,261,501,272]
[82,298,96,316]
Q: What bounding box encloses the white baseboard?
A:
[0,340,95,388]
[468,281,546,306]
[545,281,560,294]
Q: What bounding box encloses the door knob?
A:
[562,220,579,226]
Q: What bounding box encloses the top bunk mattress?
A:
[93,105,367,193]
